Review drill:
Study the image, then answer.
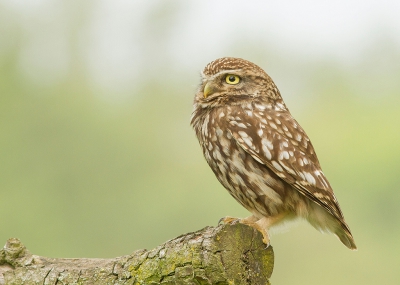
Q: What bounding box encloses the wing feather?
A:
[225,105,345,221]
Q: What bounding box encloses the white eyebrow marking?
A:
[208,69,242,79]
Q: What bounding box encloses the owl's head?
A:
[195,57,284,108]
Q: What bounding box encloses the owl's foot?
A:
[218,216,240,225]
[239,216,271,247]
[218,215,271,246]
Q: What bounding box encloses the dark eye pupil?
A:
[228,76,236,82]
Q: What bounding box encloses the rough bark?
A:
[0,223,274,285]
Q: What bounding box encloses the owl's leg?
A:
[219,214,258,225]
[256,213,289,230]
[239,215,258,224]
[220,215,274,245]
[241,214,289,245]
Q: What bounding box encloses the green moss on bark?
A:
[0,224,273,284]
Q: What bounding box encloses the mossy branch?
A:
[0,224,274,285]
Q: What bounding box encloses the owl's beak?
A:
[203,82,215,98]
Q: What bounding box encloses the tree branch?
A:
[0,223,274,284]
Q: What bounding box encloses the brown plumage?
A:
[191,57,356,250]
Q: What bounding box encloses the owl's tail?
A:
[307,202,357,250]
[335,224,357,250]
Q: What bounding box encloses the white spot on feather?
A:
[255,104,266,111]
[276,103,285,110]
[238,131,248,137]
[281,151,289,160]
[281,163,296,175]
[238,131,254,149]
[285,131,293,138]
[201,115,209,137]
[272,161,283,172]
[304,172,316,185]
[261,140,272,160]
[261,138,273,150]
[313,192,327,199]
[245,110,253,116]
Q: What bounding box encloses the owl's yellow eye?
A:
[225,74,240,85]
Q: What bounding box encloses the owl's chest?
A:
[197,112,232,162]
[196,112,287,215]
[197,112,249,184]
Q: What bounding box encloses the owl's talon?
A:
[231,219,240,225]
[261,234,271,247]
[264,242,271,250]
[218,216,240,225]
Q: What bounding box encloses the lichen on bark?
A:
[0,223,274,284]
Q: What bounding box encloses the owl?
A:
[191,57,356,250]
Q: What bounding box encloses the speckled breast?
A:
[196,109,293,218]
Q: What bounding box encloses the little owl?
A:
[191,57,356,250]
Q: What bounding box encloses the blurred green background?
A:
[1,0,399,284]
